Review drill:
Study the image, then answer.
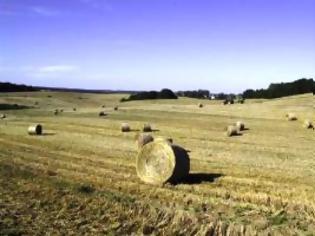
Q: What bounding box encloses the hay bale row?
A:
[120,123,154,132]
[121,123,131,132]
[136,140,189,185]
[225,121,246,137]
[286,113,297,121]
[54,109,64,115]
[226,125,238,137]
[286,113,315,130]
[235,121,245,131]
[303,120,314,129]
[28,124,42,135]
[99,111,106,117]
[143,123,152,132]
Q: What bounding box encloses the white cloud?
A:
[29,6,60,16]
[37,65,78,73]
[23,65,79,78]
[0,65,78,76]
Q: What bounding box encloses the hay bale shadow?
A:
[182,173,223,184]
[243,128,250,131]
[142,129,160,133]
[168,145,190,184]
[129,129,141,132]
[41,132,56,136]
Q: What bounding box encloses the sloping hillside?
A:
[0,92,315,235]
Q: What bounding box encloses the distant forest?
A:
[0,82,38,92]
[242,78,315,99]
[177,90,210,99]
[121,89,178,102]
[2,78,314,100]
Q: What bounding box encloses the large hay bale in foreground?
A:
[303,120,313,129]
[136,133,154,149]
[143,123,152,132]
[121,123,131,132]
[136,140,190,185]
[28,124,42,135]
[286,113,297,121]
[235,121,245,131]
[226,125,238,137]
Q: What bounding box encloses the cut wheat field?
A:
[1,91,315,235]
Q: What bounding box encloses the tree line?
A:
[242,78,315,99]
[0,82,38,92]
[176,90,210,99]
[121,89,178,102]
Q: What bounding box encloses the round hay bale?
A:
[121,123,131,132]
[136,140,190,185]
[54,109,59,115]
[0,114,6,119]
[60,109,64,113]
[198,103,203,108]
[235,121,245,131]
[137,133,154,149]
[303,120,313,129]
[99,111,106,117]
[286,113,297,121]
[102,105,106,108]
[143,123,152,132]
[226,125,238,137]
[73,108,76,111]
[114,106,119,111]
[28,124,42,135]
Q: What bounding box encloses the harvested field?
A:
[1,92,315,235]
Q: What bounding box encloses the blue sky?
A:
[0,0,314,92]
